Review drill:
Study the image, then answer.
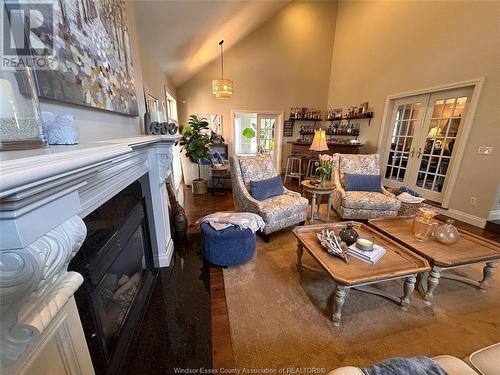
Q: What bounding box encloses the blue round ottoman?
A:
[201,222,256,266]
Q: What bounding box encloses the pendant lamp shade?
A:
[309,129,329,151]
[212,40,233,99]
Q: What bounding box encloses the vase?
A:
[339,223,359,246]
[434,219,460,245]
[0,68,47,150]
[412,208,438,242]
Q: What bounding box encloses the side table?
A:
[210,166,230,195]
[300,179,335,223]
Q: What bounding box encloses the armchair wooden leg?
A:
[259,231,271,243]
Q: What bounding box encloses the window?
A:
[166,92,177,122]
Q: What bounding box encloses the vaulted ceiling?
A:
[133,0,291,87]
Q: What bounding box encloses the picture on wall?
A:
[196,113,222,135]
[34,0,138,116]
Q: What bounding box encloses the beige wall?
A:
[328,0,500,221]
[40,1,168,143]
[177,0,338,166]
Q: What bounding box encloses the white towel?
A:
[397,192,425,204]
[197,212,265,233]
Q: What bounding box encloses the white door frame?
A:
[377,77,484,208]
[231,110,285,172]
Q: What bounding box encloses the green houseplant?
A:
[179,115,211,194]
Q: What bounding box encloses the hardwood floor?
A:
[210,267,235,368]
[181,182,499,370]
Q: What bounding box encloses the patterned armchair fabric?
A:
[331,154,400,219]
[230,154,308,235]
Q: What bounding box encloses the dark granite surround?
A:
[123,234,212,374]
[70,181,157,375]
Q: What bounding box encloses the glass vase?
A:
[434,219,460,245]
[0,67,47,150]
[412,208,438,242]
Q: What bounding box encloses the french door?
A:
[383,86,473,203]
[234,112,281,170]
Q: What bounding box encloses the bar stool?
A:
[306,158,319,179]
[284,154,304,184]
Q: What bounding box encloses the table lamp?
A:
[309,129,329,151]
[427,127,441,138]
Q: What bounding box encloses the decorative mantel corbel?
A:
[0,216,87,368]
[155,144,174,184]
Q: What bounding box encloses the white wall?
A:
[177,0,338,165]
[327,0,500,222]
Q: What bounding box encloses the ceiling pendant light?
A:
[212,40,233,99]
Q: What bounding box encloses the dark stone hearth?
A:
[123,234,212,374]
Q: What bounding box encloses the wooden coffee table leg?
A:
[332,285,348,327]
[424,266,442,305]
[417,272,427,297]
[401,274,416,310]
[479,261,498,292]
[296,243,304,271]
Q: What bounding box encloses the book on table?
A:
[348,243,386,265]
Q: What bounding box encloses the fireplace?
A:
[69,180,157,375]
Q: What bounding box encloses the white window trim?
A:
[377,77,485,208]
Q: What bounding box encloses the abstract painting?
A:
[196,113,222,135]
[34,0,138,115]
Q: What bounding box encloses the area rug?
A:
[223,229,500,371]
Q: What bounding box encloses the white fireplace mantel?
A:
[0,135,180,374]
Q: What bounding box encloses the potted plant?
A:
[315,154,334,186]
[179,115,211,194]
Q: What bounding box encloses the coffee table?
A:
[292,222,430,326]
[368,217,500,305]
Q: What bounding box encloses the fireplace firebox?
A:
[69,180,157,375]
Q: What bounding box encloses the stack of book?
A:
[348,243,386,265]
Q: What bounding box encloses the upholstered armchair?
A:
[331,154,400,219]
[230,154,308,242]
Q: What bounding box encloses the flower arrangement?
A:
[315,154,334,186]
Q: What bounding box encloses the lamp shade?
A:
[212,79,233,99]
[309,129,329,151]
[427,127,441,137]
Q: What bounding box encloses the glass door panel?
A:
[234,112,257,155]
[258,117,276,154]
[383,97,425,186]
[257,114,280,170]
[411,87,473,201]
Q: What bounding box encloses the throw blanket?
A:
[196,212,265,233]
[397,192,426,204]
[362,356,448,375]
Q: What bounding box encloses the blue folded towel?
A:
[362,356,448,375]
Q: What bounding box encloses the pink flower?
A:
[319,154,333,162]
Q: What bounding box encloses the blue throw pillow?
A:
[250,176,284,201]
[344,173,382,192]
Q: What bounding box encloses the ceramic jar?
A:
[434,219,460,245]
[339,223,359,246]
